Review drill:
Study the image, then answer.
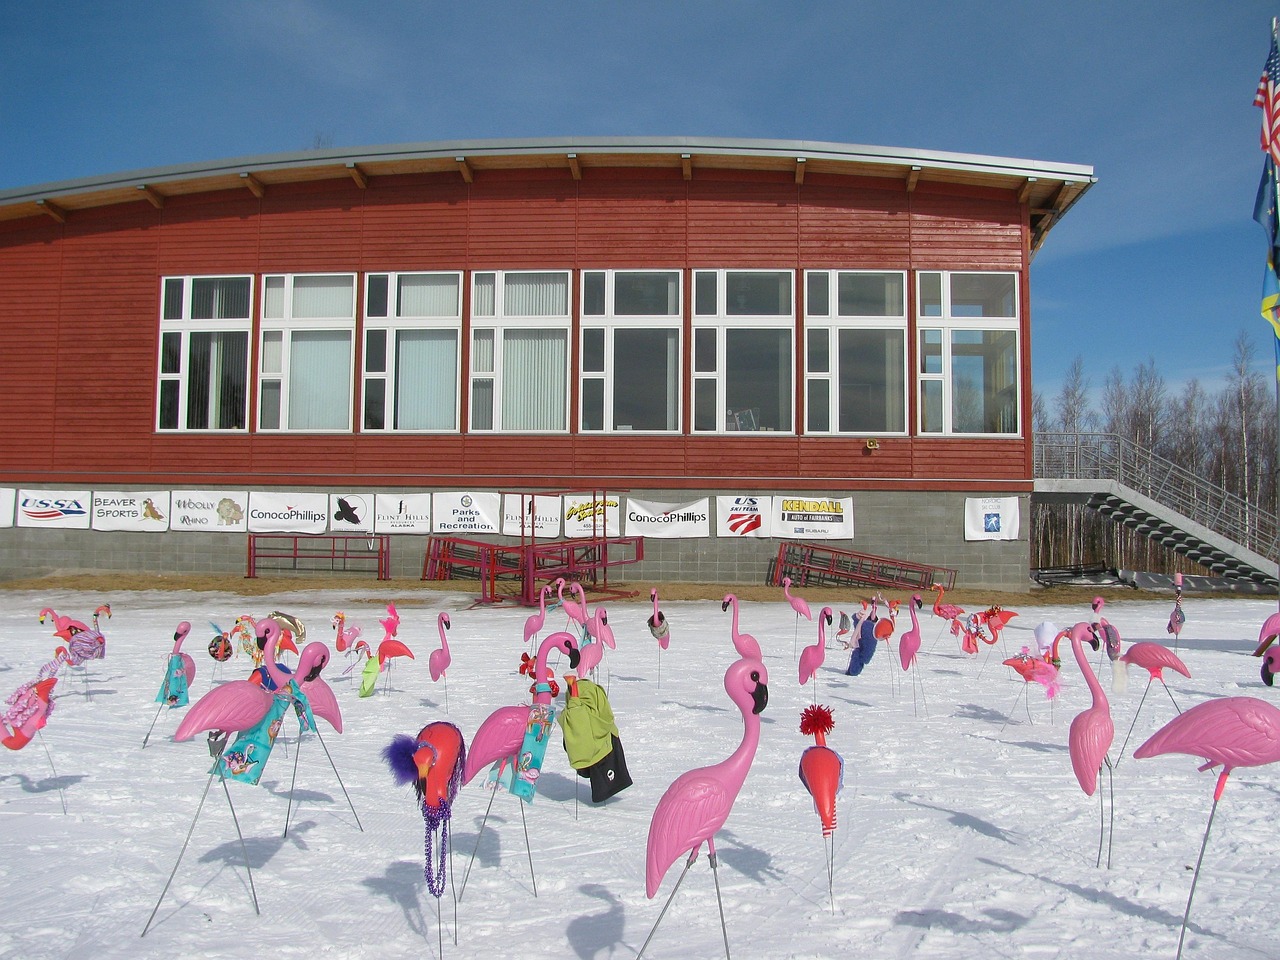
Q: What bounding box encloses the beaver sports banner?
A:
[91,490,171,532]
[563,494,621,538]
[625,498,710,538]
[964,496,1020,541]
[171,490,248,532]
[772,495,854,539]
[16,489,92,529]
[433,492,500,534]
[502,493,562,538]
[374,493,433,534]
[247,491,329,534]
[716,496,773,538]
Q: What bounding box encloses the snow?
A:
[2,585,1278,959]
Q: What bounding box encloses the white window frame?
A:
[579,269,682,433]
[691,268,795,434]
[803,269,908,436]
[468,270,571,433]
[156,275,253,432]
[362,271,462,432]
[915,270,1021,437]
[257,273,357,433]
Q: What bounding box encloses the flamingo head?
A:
[783,576,792,588]
[174,621,191,642]
[725,657,769,715]
[821,607,833,627]
[331,612,344,630]
[297,642,331,682]
[1091,596,1104,614]
[721,594,736,613]
[439,612,451,631]
[912,594,923,609]
[1262,647,1280,686]
[385,721,465,809]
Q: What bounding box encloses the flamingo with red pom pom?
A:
[798,704,844,910]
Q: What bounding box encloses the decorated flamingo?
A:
[1113,641,1191,762]
[721,593,762,659]
[331,611,361,653]
[649,588,671,688]
[1166,572,1186,647]
[797,703,844,911]
[523,584,552,647]
[1,677,58,750]
[930,583,964,622]
[640,650,769,958]
[1135,697,1280,959]
[1063,621,1115,869]
[999,647,1061,729]
[38,607,87,641]
[174,620,285,747]
[142,621,198,747]
[1091,596,1122,659]
[798,607,833,689]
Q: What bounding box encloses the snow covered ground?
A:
[1,584,1278,960]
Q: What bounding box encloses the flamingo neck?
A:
[1069,629,1108,707]
[714,708,761,794]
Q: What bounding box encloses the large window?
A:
[469,271,570,432]
[362,272,461,431]
[691,270,793,433]
[157,275,252,431]
[916,271,1019,435]
[258,273,356,431]
[804,271,906,434]
[580,270,681,432]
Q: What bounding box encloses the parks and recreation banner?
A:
[16,489,92,529]
[772,495,854,539]
[374,493,433,534]
[501,493,562,538]
[0,488,14,528]
[433,492,501,534]
[246,491,329,534]
[171,490,248,532]
[563,494,622,538]
[328,493,375,533]
[91,490,172,532]
[964,496,1020,541]
[716,495,774,538]
[625,498,711,538]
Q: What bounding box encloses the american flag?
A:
[1255,33,1280,164]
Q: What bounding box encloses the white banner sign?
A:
[626,498,711,538]
[374,493,434,534]
[563,494,622,538]
[0,488,14,528]
[773,495,854,539]
[433,492,501,534]
[171,490,248,532]
[16,489,92,529]
[502,494,562,538]
[964,496,1020,541]
[716,495,773,538]
[247,491,329,534]
[329,493,375,533]
[92,491,171,532]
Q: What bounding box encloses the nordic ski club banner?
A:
[626,498,710,538]
[964,496,1020,541]
[374,493,433,534]
[247,492,329,534]
[716,495,773,538]
[16,489,92,529]
[772,495,854,539]
[501,494,562,538]
[329,493,375,533]
[433,492,500,534]
[170,490,248,532]
[563,494,621,537]
[92,490,171,532]
[0,488,14,528]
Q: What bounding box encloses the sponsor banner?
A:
[329,493,375,533]
[247,491,329,534]
[773,495,854,540]
[626,498,710,538]
[501,494,562,538]
[374,493,434,534]
[433,492,501,534]
[0,488,14,528]
[964,496,1020,541]
[563,494,622,538]
[16,489,92,529]
[172,490,248,532]
[716,495,773,538]
[91,490,172,532]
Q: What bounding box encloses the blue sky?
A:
[1,1,1274,404]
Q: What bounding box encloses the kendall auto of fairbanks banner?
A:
[772,495,854,539]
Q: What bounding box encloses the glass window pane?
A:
[395,330,457,429]
[838,272,903,317]
[582,328,605,373]
[365,330,387,374]
[919,272,942,317]
[583,272,606,316]
[726,271,791,316]
[920,380,943,433]
[951,273,1016,318]
[287,330,351,429]
[806,378,830,432]
[919,329,942,375]
[292,275,354,319]
[614,271,679,316]
[693,379,717,431]
[260,380,281,429]
[161,332,182,374]
[366,275,389,318]
[582,378,605,431]
[158,380,179,429]
[504,272,567,316]
[807,272,829,317]
[471,379,494,430]
[473,273,496,317]
[472,330,494,373]
[837,328,905,433]
[807,328,829,374]
[261,330,283,374]
[191,277,250,320]
[725,328,791,430]
[263,276,285,319]
[398,274,459,317]
[502,329,566,429]
[694,271,717,315]
[163,278,184,320]
[186,331,247,430]
[364,379,386,430]
[694,328,716,373]
[950,329,1017,433]
[613,329,678,431]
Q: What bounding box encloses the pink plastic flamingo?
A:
[331,611,361,653]
[1091,596,1122,660]
[782,576,813,621]
[1063,620,1116,868]
[1114,641,1191,761]
[92,604,111,630]
[558,578,589,628]
[380,602,400,642]
[721,594,762,660]
[295,641,342,734]
[171,620,196,687]
[175,621,287,743]
[648,588,670,650]
[798,607,833,687]
[1253,610,1280,657]
[1135,696,1280,959]
[898,595,923,671]
[429,613,452,682]
[38,607,87,641]
[523,584,552,647]
[641,654,770,957]
[1166,572,1186,646]
[930,584,964,621]
[1,677,58,750]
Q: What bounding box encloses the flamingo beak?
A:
[752,681,769,715]
[568,645,581,670]
[1263,662,1275,686]
[721,599,730,612]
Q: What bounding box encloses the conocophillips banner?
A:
[247,491,329,534]
[563,494,621,537]
[773,495,854,539]
[92,490,171,532]
[374,493,433,534]
[171,490,248,532]
[716,496,773,538]
[433,492,500,534]
[626,498,710,538]
[502,494,562,538]
[16,489,92,529]
[964,496,1020,541]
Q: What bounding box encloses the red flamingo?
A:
[1063,621,1115,868]
[898,595,924,671]
[930,584,964,621]
[1,677,58,750]
[428,613,452,682]
[1134,696,1280,959]
[720,593,762,659]
[798,607,833,687]
[523,584,552,647]
[640,654,769,957]
[379,602,400,642]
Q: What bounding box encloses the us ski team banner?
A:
[716,495,773,538]
[92,490,172,532]
[16,489,92,529]
[433,492,501,534]
[626,498,710,538]
[171,490,248,531]
[247,491,329,534]
[0,488,14,528]
[374,493,433,534]
[501,493,562,538]
[773,495,854,539]
[964,496,1020,541]
[563,494,621,537]
[329,493,375,533]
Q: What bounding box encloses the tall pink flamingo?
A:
[1134,696,1280,959]
[523,584,552,647]
[798,607,833,688]
[640,654,770,957]
[720,594,761,659]
[1063,620,1116,868]
[1,677,58,750]
[429,613,452,683]
[783,575,813,658]
[898,595,923,671]
[331,611,361,653]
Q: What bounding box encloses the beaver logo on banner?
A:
[502,494,562,538]
[773,496,854,539]
[964,496,1020,541]
[564,495,621,537]
[329,493,374,533]
[625,498,710,538]
[17,489,92,529]
[171,490,248,531]
[433,492,500,534]
[374,493,433,534]
[716,496,773,538]
[92,491,171,532]
[247,492,329,533]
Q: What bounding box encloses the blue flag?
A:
[1254,155,1280,381]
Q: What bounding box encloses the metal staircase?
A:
[1033,432,1279,587]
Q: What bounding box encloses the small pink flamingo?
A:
[429,613,452,683]
[331,611,361,653]
[931,584,964,621]
[798,607,833,687]
[380,602,400,642]
[640,654,770,957]
[648,588,670,650]
[898,595,923,672]
[1091,596,1122,660]
[579,606,615,678]
[558,578,589,628]
[721,593,761,659]
[1,677,58,750]
[1135,696,1280,959]
[1166,572,1186,646]
[295,641,342,734]
[1113,641,1191,761]
[523,584,552,647]
[171,621,196,687]
[783,575,813,659]
[1063,620,1116,868]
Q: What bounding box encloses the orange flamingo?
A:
[931,584,964,621]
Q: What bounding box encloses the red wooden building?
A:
[0,138,1093,588]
